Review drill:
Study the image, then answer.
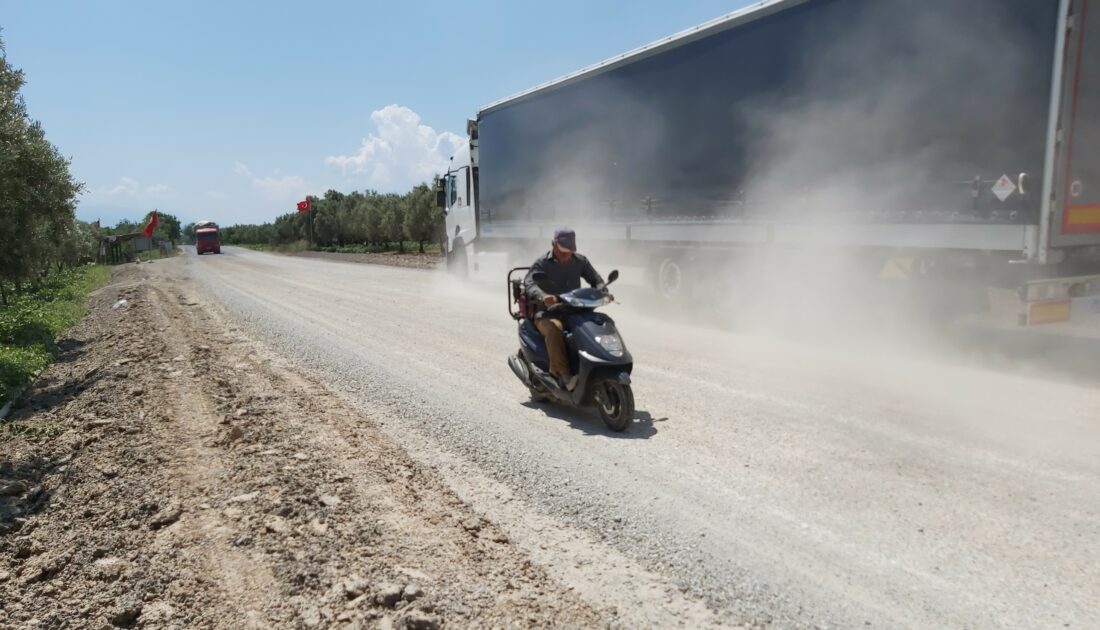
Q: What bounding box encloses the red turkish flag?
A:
[142,210,159,238]
[297,199,311,212]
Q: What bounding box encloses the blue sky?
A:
[3,0,750,227]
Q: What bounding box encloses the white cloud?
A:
[94,176,171,199]
[233,162,308,203]
[205,190,229,200]
[103,176,140,197]
[325,104,463,191]
[252,174,307,199]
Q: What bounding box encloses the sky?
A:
[2,0,752,227]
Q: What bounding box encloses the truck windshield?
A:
[196,232,218,241]
[1064,0,1100,232]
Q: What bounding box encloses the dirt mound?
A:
[0,263,604,628]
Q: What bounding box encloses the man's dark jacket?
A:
[524,251,605,316]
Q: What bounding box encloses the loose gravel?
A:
[182,247,1100,630]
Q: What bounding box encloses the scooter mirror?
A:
[607,270,619,285]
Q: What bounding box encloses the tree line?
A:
[0,36,91,304]
[103,211,182,243]
[205,181,443,254]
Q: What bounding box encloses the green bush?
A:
[0,346,50,403]
[0,265,109,407]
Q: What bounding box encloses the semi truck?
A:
[440,0,1100,325]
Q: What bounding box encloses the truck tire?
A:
[447,241,469,280]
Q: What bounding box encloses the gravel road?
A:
[183,246,1099,629]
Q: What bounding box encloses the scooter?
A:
[506,267,635,431]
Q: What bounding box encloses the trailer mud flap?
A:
[988,274,1100,324]
[1026,300,1072,325]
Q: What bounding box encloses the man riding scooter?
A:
[523,228,612,391]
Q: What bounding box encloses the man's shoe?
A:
[565,375,578,392]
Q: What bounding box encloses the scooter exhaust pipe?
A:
[507,354,532,386]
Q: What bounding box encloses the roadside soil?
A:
[287,250,441,271]
[0,262,605,629]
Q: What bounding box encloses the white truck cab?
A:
[439,124,479,274]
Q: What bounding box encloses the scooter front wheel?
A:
[594,381,634,432]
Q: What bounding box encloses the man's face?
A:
[552,241,574,262]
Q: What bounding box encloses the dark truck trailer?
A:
[441,0,1100,322]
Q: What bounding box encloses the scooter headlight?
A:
[563,295,585,307]
[595,334,624,357]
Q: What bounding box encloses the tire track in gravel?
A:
[2,267,279,629]
[141,281,283,626]
[170,254,735,628]
[150,264,614,628]
[2,263,616,629]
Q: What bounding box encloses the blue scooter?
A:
[507,268,634,431]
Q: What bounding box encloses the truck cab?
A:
[440,126,479,273]
[195,222,221,255]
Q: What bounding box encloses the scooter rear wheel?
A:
[595,382,634,432]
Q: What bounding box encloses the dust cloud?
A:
[459,0,1089,381]
[692,0,1052,363]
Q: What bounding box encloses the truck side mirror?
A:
[436,189,446,209]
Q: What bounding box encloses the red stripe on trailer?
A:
[1063,0,1100,234]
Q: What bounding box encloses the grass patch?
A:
[0,265,110,408]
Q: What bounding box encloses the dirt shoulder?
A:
[284,250,442,271]
[0,261,603,629]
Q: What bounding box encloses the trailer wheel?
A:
[653,255,686,300]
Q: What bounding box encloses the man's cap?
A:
[553,227,576,252]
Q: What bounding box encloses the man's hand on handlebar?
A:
[543,295,558,307]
